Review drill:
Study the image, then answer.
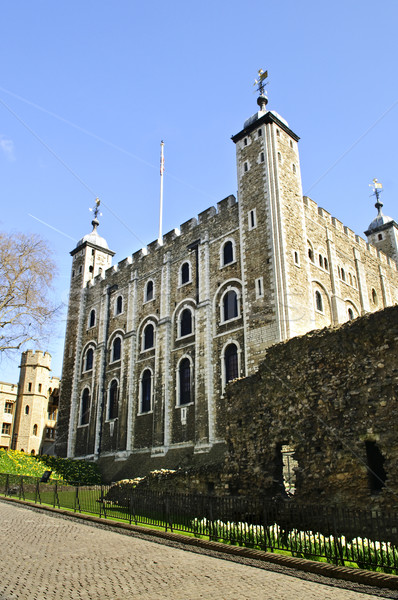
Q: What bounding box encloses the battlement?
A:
[20,350,52,369]
[303,196,397,271]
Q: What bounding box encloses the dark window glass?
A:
[181,262,190,284]
[33,424,38,436]
[223,290,238,321]
[348,308,354,321]
[141,370,152,413]
[225,344,238,383]
[319,255,323,268]
[81,389,90,425]
[143,324,154,350]
[25,405,29,415]
[146,280,153,301]
[179,359,191,405]
[85,348,94,371]
[223,241,234,265]
[315,291,323,312]
[116,295,123,314]
[108,380,118,420]
[89,310,95,328]
[308,248,314,262]
[112,337,121,361]
[180,309,192,337]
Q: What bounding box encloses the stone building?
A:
[10,350,60,455]
[0,382,18,450]
[56,89,398,480]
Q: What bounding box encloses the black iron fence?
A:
[1,472,398,573]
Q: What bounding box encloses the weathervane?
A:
[369,178,383,208]
[254,69,269,96]
[89,197,102,221]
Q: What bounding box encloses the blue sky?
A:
[1,0,397,382]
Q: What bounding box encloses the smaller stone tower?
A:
[365,181,398,263]
[12,350,60,454]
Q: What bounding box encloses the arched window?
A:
[223,290,238,321]
[84,348,94,371]
[308,247,314,262]
[348,308,354,321]
[115,295,123,315]
[31,449,35,455]
[145,280,154,302]
[89,309,96,328]
[372,288,378,305]
[143,323,154,350]
[315,290,323,312]
[341,268,346,282]
[324,257,329,271]
[112,337,121,362]
[222,241,234,266]
[108,380,119,420]
[80,388,90,425]
[25,405,29,415]
[32,424,38,436]
[180,308,193,337]
[225,344,238,384]
[141,369,152,413]
[180,262,190,285]
[179,358,192,405]
[319,255,323,268]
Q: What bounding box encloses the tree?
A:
[0,231,58,354]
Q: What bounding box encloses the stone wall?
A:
[223,305,398,510]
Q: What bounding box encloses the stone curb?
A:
[2,496,398,591]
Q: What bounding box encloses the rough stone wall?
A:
[223,305,398,510]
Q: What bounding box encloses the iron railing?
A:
[1,472,398,573]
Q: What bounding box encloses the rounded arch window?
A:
[80,388,91,425]
[372,288,378,305]
[223,290,238,321]
[88,309,96,328]
[112,337,121,362]
[143,323,154,350]
[348,307,354,321]
[115,295,123,315]
[180,308,193,337]
[145,280,154,302]
[141,369,152,413]
[180,262,190,285]
[308,241,314,262]
[222,240,234,266]
[315,290,323,312]
[178,358,192,405]
[32,424,38,436]
[224,344,239,384]
[84,347,94,371]
[108,379,119,420]
[25,405,30,415]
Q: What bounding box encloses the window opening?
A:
[248,209,256,230]
[112,337,121,362]
[181,262,190,285]
[180,309,193,337]
[319,255,323,268]
[25,405,29,415]
[146,280,153,301]
[38,384,42,393]
[372,288,378,305]
[141,370,152,413]
[260,152,264,162]
[89,309,95,328]
[85,348,94,371]
[4,403,13,414]
[223,290,238,321]
[258,129,262,137]
[223,241,234,265]
[324,257,328,271]
[315,290,323,312]
[116,295,123,314]
[28,383,32,392]
[294,251,299,265]
[365,441,386,493]
[33,424,38,436]
[143,324,154,350]
[1,423,11,435]
[348,308,354,321]
[225,344,238,383]
[179,358,191,405]
[81,388,90,425]
[244,162,248,172]
[108,380,119,420]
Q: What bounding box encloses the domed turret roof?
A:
[367,209,394,232]
[76,218,109,250]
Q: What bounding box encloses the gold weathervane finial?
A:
[89,197,102,221]
[254,69,268,96]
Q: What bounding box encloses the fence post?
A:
[35,479,41,504]
[100,486,107,519]
[5,474,9,496]
[74,485,81,513]
[19,476,25,500]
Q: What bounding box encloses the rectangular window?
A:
[28,383,32,392]
[248,209,257,230]
[46,427,55,439]
[255,277,264,299]
[4,403,13,414]
[1,423,11,435]
[38,384,42,393]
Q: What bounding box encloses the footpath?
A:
[0,497,397,600]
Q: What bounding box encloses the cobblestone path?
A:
[0,501,391,600]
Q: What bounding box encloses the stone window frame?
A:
[88,308,96,329]
[293,250,300,267]
[138,367,154,415]
[345,299,359,322]
[257,128,262,138]
[176,305,195,340]
[307,240,315,263]
[32,424,38,436]
[81,343,96,374]
[107,378,119,422]
[221,340,242,394]
[176,354,194,408]
[314,289,324,314]
[371,288,378,306]
[243,161,249,173]
[317,249,328,272]
[179,260,192,287]
[220,238,236,269]
[248,209,257,231]
[140,319,157,353]
[255,277,264,299]
[220,286,241,324]
[79,386,91,427]
[114,295,124,316]
[1,422,11,436]
[4,402,13,415]
[110,334,123,364]
[259,151,265,163]
[144,279,155,303]
[25,405,30,415]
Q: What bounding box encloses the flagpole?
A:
[158,140,164,242]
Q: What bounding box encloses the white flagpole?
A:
[158,140,164,242]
